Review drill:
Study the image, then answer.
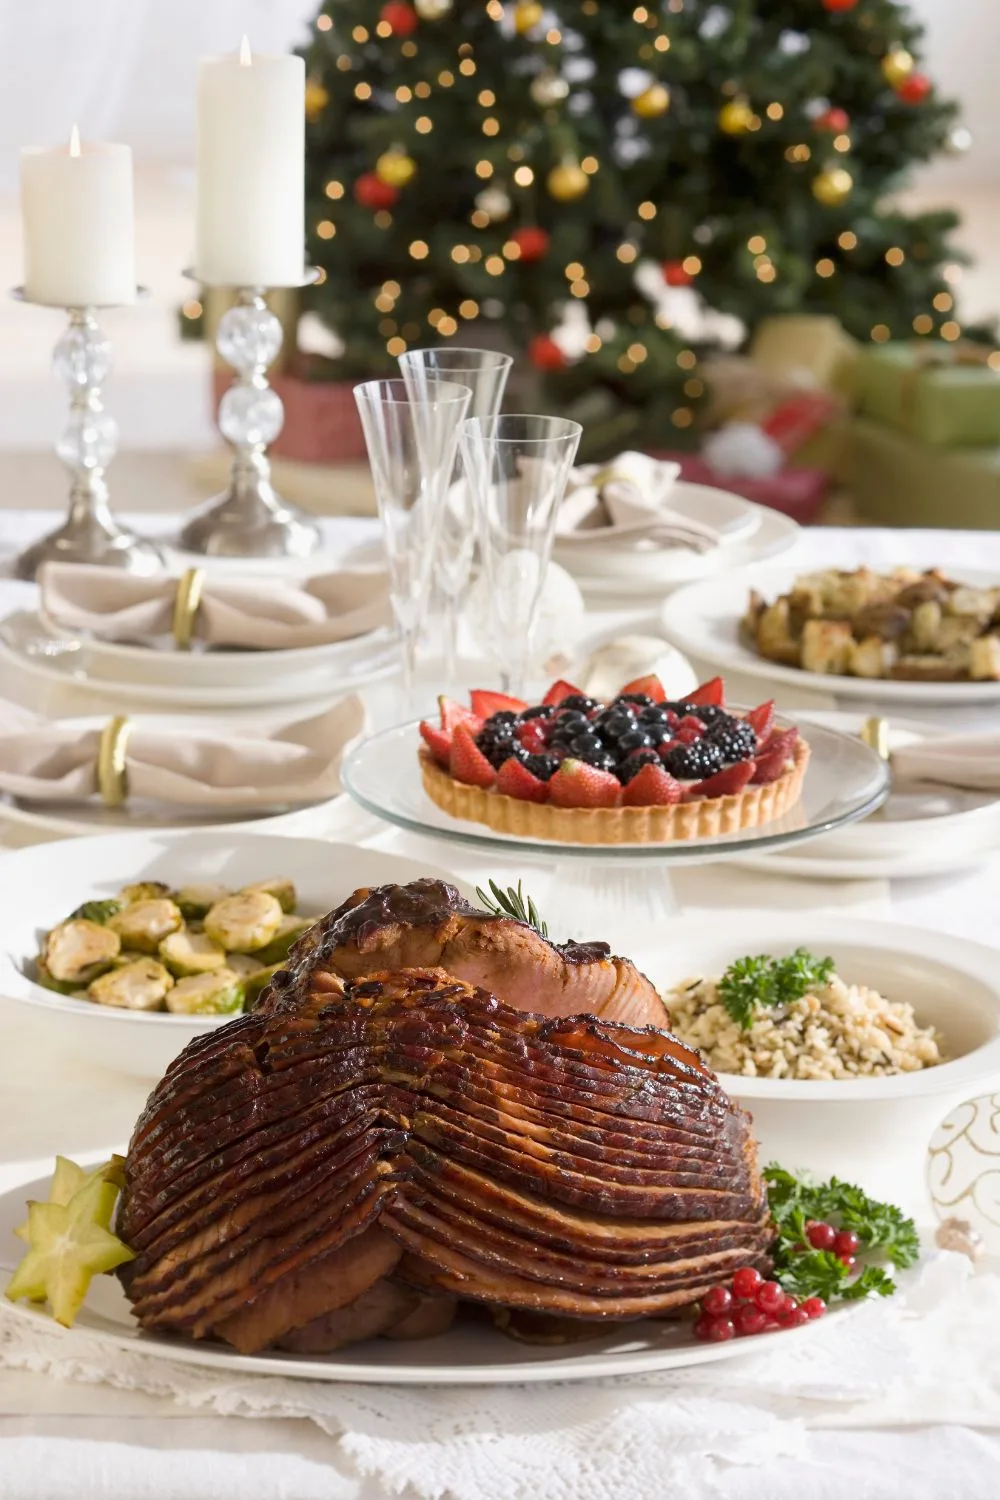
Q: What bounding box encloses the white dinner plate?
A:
[660,565,1000,705]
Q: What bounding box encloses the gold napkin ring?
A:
[172,567,205,651]
[97,716,133,808]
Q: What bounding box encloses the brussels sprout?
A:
[252,914,314,966]
[174,882,230,921]
[107,899,183,955]
[241,877,297,914]
[222,952,266,979]
[204,892,282,952]
[165,968,245,1016]
[35,962,86,997]
[87,958,174,1011]
[118,881,172,904]
[68,898,126,925]
[42,920,121,985]
[244,963,281,1010]
[158,928,228,978]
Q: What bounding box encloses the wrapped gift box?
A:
[850,418,1000,529]
[653,452,829,523]
[858,342,1000,448]
[749,315,860,398]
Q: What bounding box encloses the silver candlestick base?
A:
[177,280,319,559]
[12,294,162,581]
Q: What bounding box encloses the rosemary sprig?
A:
[476,879,549,939]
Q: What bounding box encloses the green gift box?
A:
[851,418,1000,530]
[858,341,1000,448]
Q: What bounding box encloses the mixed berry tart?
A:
[418,675,810,844]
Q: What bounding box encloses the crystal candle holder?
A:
[177,278,319,559]
[13,292,162,581]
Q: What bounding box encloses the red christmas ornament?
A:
[822,0,859,10]
[897,72,932,104]
[528,333,567,372]
[354,173,400,210]
[380,2,419,37]
[662,259,693,287]
[815,106,850,132]
[510,226,551,263]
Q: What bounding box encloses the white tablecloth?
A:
[1,514,999,1499]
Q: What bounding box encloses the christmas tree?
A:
[300,0,972,457]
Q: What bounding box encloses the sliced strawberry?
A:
[620,673,667,703]
[621,763,683,807]
[419,720,453,767]
[438,695,482,733]
[674,726,702,745]
[752,747,795,785]
[496,756,549,804]
[686,676,725,707]
[745,700,775,741]
[692,761,756,798]
[759,725,799,757]
[449,723,496,788]
[542,678,584,708]
[470,689,528,718]
[676,715,705,737]
[516,720,547,752]
[549,758,621,809]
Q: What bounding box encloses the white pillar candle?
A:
[20,126,136,307]
[196,37,305,287]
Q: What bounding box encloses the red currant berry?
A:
[833,1229,860,1258]
[801,1297,827,1320]
[776,1294,799,1316]
[806,1220,837,1251]
[705,1317,736,1342]
[754,1280,785,1315]
[702,1285,733,1317]
[779,1305,811,1329]
[840,1254,857,1271]
[732,1303,768,1337]
[732,1266,763,1300]
[693,1313,715,1341]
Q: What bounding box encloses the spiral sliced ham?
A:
[117,885,771,1355]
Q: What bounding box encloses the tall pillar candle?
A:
[20,128,135,307]
[196,38,305,287]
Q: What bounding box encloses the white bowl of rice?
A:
[629,916,1000,1218]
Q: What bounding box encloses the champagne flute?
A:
[460,413,581,698]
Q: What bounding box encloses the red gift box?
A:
[213,366,368,465]
[651,452,829,524]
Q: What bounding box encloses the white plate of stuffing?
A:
[629,914,1000,1219]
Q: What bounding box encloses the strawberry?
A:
[470,689,528,718]
[620,673,667,703]
[496,756,549,803]
[751,748,793,785]
[419,720,453,767]
[674,726,702,745]
[676,715,705,736]
[759,726,799,758]
[438,695,483,733]
[548,758,621,808]
[746,700,775,741]
[621,763,683,807]
[686,676,725,707]
[691,761,755,798]
[449,723,496,788]
[516,720,547,752]
[542,678,584,708]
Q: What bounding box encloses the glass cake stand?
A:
[341,716,890,936]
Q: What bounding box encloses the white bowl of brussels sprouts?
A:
[0,832,467,1078]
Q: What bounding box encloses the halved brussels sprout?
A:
[241,877,297,914]
[87,958,174,1011]
[158,928,228,978]
[165,968,245,1015]
[118,881,172,904]
[42,920,121,985]
[204,891,283,952]
[107,899,182,955]
[36,962,88,998]
[222,952,266,979]
[174,882,230,921]
[244,962,281,1010]
[252,914,314,966]
[68,898,126,925]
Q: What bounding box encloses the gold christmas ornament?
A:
[718,97,754,135]
[304,78,330,123]
[547,159,590,202]
[812,165,854,205]
[633,83,671,119]
[512,1,544,35]
[376,149,417,188]
[414,0,453,16]
[531,71,570,106]
[476,186,512,220]
[881,48,914,88]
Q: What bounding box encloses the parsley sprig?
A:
[766,1164,919,1303]
[718,948,835,1030]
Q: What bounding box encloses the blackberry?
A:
[524,753,560,782]
[477,719,519,768]
[617,750,660,785]
[708,717,757,763]
[518,704,555,721]
[614,692,654,708]
[486,710,518,727]
[558,694,599,713]
[680,703,727,727]
[662,740,725,780]
[617,728,655,753]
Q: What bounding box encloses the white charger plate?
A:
[660,564,1000,705]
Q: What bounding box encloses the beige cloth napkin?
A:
[891,733,1000,794]
[39,563,391,650]
[556,451,718,551]
[0,696,365,810]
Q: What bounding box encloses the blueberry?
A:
[617,728,655,753]
[569,733,604,758]
[558,694,598,713]
[556,710,590,733]
[599,715,637,744]
[638,706,671,727]
[615,693,654,708]
[618,750,661,785]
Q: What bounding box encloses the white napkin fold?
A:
[891,733,1000,793]
[39,563,391,651]
[556,451,718,550]
[0,697,365,810]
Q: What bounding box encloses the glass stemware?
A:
[459,413,581,698]
[397,348,512,689]
[354,377,472,712]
